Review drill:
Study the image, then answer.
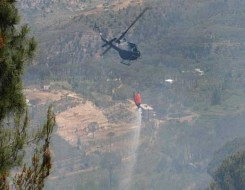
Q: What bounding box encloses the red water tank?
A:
[133,92,142,107]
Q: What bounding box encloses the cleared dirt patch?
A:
[24,88,64,105]
[56,101,109,145]
[24,88,139,149]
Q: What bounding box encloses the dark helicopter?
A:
[97,7,148,65]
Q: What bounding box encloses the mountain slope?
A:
[20,1,245,189]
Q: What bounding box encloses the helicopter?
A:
[97,7,148,65]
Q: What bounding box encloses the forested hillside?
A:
[19,0,245,189]
[23,0,245,114]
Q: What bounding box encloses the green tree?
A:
[0,1,54,189]
[211,89,221,105]
[0,106,55,189]
[107,132,115,152]
[207,150,245,190]
[0,0,36,121]
[13,106,55,190]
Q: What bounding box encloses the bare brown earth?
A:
[56,101,109,145]
[24,88,138,146]
[24,88,64,105]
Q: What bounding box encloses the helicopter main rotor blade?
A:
[101,46,112,56]
[100,37,118,56]
[102,38,117,47]
[116,7,148,42]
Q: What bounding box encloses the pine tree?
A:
[0,1,54,189]
[0,0,36,121]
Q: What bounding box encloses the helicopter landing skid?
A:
[120,60,131,66]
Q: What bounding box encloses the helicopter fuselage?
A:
[100,35,141,61]
[116,41,141,60]
[118,49,140,60]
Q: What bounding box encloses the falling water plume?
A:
[118,108,142,190]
